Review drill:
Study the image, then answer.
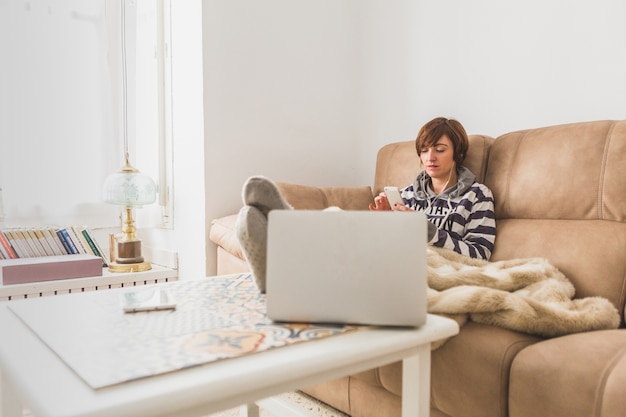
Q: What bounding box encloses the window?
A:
[0,0,173,230]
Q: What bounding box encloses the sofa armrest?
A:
[209,214,243,260]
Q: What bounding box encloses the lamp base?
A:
[108,261,152,273]
[116,240,144,264]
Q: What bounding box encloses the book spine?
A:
[0,230,18,259]
[44,227,67,255]
[81,229,107,267]
[25,229,48,257]
[83,228,110,266]
[10,230,33,257]
[33,228,56,256]
[66,227,86,254]
[16,230,32,257]
[4,231,25,258]
[91,230,110,266]
[40,228,62,255]
[56,228,77,254]
[72,226,94,256]
[0,231,10,259]
[19,229,40,257]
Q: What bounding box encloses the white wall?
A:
[0,0,120,227]
[412,0,626,137]
[201,0,420,274]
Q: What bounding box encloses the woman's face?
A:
[419,135,456,180]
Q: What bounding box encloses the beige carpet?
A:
[23,391,348,417]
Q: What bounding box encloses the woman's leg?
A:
[236,176,292,292]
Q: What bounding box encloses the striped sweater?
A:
[400,166,496,260]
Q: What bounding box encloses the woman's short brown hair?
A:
[415,117,469,166]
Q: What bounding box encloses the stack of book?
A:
[0,226,109,267]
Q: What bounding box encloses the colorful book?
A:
[67,227,87,254]
[56,228,78,255]
[26,229,49,257]
[6,230,29,258]
[81,229,108,267]
[0,230,18,259]
[18,229,41,257]
[84,228,110,266]
[72,226,94,256]
[40,228,63,256]
[3,231,23,258]
[0,225,111,262]
[0,231,11,259]
[33,228,56,256]
[44,227,67,255]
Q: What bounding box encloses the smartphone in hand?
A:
[383,186,404,210]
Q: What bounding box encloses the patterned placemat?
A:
[9,274,357,389]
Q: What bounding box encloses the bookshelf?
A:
[0,264,178,301]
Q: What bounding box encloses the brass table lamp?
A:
[103,155,156,272]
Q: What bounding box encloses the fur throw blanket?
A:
[427,247,620,345]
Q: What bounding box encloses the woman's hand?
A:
[369,192,412,211]
[392,203,412,212]
[369,192,392,211]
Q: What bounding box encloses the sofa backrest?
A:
[485,120,626,322]
[372,135,495,195]
[275,182,374,211]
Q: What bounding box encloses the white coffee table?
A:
[0,278,458,417]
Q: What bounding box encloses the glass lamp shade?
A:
[103,160,157,207]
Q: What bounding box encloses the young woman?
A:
[369,117,496,260]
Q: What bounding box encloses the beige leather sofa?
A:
[209,120,626,417]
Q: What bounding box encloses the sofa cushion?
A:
[351,362,402,397]
[491,218,626,321]
[430,322,539,417]
[349,377,401,417]
[486,120,626,222]
[509,329,626,417]
[275,182,374,210]
[302,377,352,416]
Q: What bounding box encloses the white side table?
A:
[0,264,178,301]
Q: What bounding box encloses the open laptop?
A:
[265,210,427,327]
